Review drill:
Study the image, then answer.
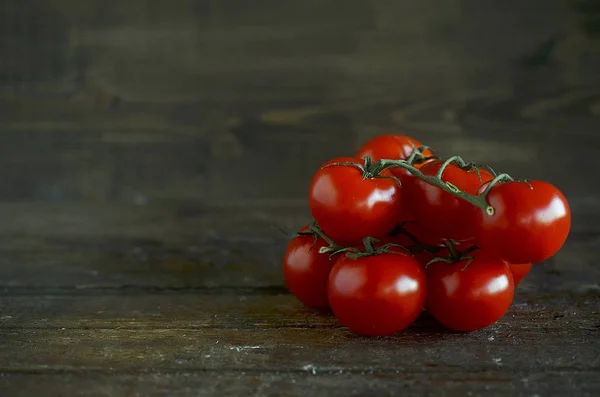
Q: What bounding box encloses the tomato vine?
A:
[326,147,520,217]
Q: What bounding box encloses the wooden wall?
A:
[0,0,598,205]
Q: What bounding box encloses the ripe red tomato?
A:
[406,160,494,243]
[508,263,533,286]
[426,254,515,332]
[477,180,571,264]
[356,135,435,221]
[356,134,434,165]
[328,250,427,336]
[282,226,337,308]
[308,157,402,245]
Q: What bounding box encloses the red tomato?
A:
[477,180,571,264]
[308,157,402,245]
[508,263,533,286]
[328,250,427,336]
[394,220,448,247]
[356,135,435,222]
[282,226,337,308]
[356,134,434,166]
[426,254,515,332]
[406,160,494,243]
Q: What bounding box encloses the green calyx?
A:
[424,240,480,271]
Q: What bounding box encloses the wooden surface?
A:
[1,0,600,396]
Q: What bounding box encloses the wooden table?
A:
[1,135,599,396]
[1,1,599,395]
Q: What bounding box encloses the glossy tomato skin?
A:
[508,263,533,286]
[356,135,435,222]
[477,180,571,264]
[328,251,427,336]
[406,160,494,243]
[283,227,337,308]
[309,157,402,245]
[356,134,434,167]
[426,254,515,332]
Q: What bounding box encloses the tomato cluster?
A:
[283,134,571,335]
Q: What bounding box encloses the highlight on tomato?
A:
[282,132,572,338]
[308,157,402,245]
[327,248,427,336]
[356,134,436,223]
[425,252,515,332]
[477,180,571,264]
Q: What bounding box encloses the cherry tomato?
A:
[477,180,571,264]
[426,253,515,332]
[508,262,533,286]
[282,226,337,308]
[406,160,494,243]
[356,134,434,168]
[309,157,402,245]
[328,250,427,336]
[356,135,435,222]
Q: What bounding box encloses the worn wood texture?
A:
[0,0,598,204]
[0,204,597,294]
[0,292,599,396]
[1,0,599,396]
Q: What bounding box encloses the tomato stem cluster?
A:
[376,160,505,217]
[307,221,476,265]
[353,147,516,216]
[324,147,518,216]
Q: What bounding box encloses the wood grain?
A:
[0,204,597,292]
[2,371,598,397]
[1,292,598,395]
[0,0,598,204]
[0,0,599,395]
[1,312,598,372]
[0,292,597,329]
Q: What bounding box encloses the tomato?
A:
[308,157,402,244]
[282,226,337,308]
[426,253,515,332]
[356,134,434,166]
[328,250,427,336]
[508,262,533,286]
[356,135,435,222]
[477,180,571,264]
[406,160,494,243]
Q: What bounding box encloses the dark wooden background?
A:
[0,1,599,396]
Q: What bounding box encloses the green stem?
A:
[444,240,460,261]
[308,223,344,254]
[405,145,432,165]
[375,158,496,215]
[324,153,518,217]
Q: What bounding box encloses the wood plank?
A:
[1,0,595,102]
[0,326,598,373]
[1,292,597,330]
[0,98,598,204]
[0,367,600,397]
[0,204,598,290]
[0,294,598,371]
[1,370,599,397]
[0,89,598,203]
